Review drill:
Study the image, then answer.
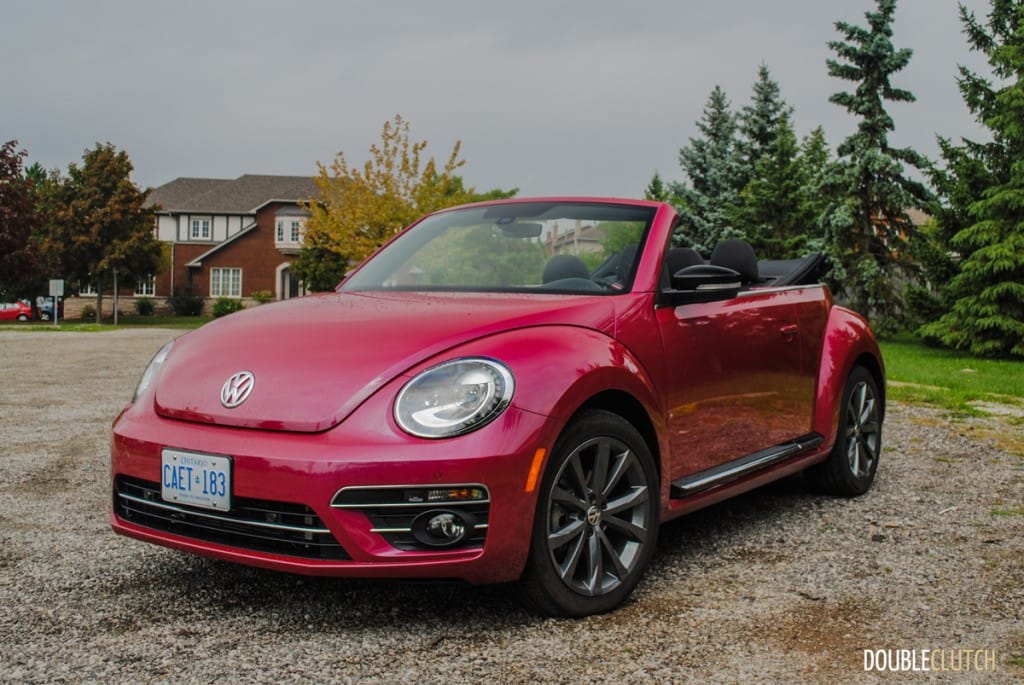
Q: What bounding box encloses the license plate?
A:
[160,449,232,511]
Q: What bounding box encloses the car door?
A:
[656,288,815,482]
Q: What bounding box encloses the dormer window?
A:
[274,209,307,249]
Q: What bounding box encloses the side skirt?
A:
[670,433,824,498]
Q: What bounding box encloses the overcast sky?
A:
[2,1,995,197]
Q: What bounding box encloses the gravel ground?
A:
[1,329,1022,684]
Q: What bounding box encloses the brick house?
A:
[147,174,319,303]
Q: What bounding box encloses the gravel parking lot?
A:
[1,329,1021,684]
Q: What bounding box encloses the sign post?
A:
[48,279,64,326]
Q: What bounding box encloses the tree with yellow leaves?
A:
[294,115,515,290]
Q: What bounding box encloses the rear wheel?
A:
[16,314,28,321]
[520,410,658,617]
[806,365,883,496]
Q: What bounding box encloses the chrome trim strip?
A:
[369,523,488,534]
[672,434,824,495]
[335,499,491,510]
[118,492,331,534]
[331,483,490,509]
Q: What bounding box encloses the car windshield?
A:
[340,201,655,295]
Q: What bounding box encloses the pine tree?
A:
[737,64,793,183]
[797,126,833,237]
[820,0,931,332]
[919,1,1024,358]
[670,86,744,252]
[735,114,814,258]
[644,172,671,202]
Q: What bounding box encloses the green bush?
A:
[169,295,204,316]
[251,289,273,304]
[212,297,245,318]
[134,297,155,316]
[80,304,96,321]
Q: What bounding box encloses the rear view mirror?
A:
[498,222,543,239]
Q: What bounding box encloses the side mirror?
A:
[662,264,742,305]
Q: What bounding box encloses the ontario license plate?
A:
[160,449,232,511]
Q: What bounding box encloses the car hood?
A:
[153,291,616,432]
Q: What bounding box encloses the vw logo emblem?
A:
[220,371,255,408]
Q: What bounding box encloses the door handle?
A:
[780,324,798,340]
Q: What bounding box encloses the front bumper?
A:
[110,398,554,585]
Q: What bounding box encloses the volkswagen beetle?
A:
[111,198,884,616]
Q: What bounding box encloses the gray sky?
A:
[2,1,993,197]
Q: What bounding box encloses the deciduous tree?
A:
[38,143,162,319]
[0,140,44,301]
[295,115,515,290]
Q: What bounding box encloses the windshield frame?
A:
[339,200,657,296]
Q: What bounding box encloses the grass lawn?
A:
[879,338,1024,415]
[0,315,211,332]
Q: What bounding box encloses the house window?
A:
[135,276,156,297]
[191,217,211,240]
[275,215,306,247]
[79,283,97,296]
[211,267,242,298]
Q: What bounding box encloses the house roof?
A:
[147,174,318,214]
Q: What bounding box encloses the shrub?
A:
[212,297,245,318]
[80,304,96,321]
[134,297,155,316]
[168,295,204,316]
[251,289,273,304]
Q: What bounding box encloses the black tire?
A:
[520,409,659,617]
[17,314,28,321]
[40,313,50,321]
[805,365,883,497]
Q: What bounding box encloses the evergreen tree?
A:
[644,172,671,202]
[734,114,814,258]
[797,126,834,238]
[919,1,1024,358]
[670,86,744,252]
[737,64,793,183]
[820,0,931,332]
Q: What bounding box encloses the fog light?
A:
[411,509,475,547]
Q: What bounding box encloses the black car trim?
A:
[670,433,824,497]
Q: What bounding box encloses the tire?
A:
[40,313,50,321]
[17,314,28,321]
[806,365,883,497]
[520,409,659,617]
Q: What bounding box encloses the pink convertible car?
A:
[111,198,884,616]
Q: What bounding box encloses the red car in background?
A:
[111,198,884,616]
[0,301,33,321]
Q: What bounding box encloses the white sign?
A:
[48,279,64,297]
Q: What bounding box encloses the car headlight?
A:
[395,358,514,438]
[133,340,174,402]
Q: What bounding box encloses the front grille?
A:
[332,486,489,551]
[115,476,350,560]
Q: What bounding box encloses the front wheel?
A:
[17,314,28,321]
[520,409,659,617]
[805,365,883,497]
